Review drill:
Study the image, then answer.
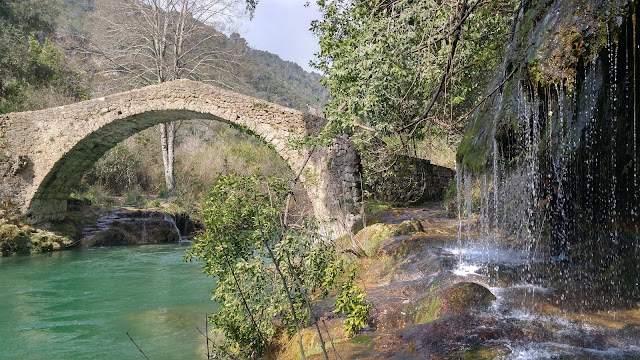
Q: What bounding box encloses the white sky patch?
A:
[240,0,321,73]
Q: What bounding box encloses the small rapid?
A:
[446,241,640,359]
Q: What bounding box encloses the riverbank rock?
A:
[352,218,424,257]
[273,203,589,360]
[0,222,73,256]
[391,315,547,359]
[403,282,497,328]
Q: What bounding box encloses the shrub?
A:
[334,268,371,337]
[85,144,146,194]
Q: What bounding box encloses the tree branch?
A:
[400,0,484,135]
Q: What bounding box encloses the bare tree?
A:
[81,0,252,192]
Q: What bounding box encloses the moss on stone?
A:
[0,222,73,256]
[458,344,512,359]
[414,295,444,325]
[352,218,424,258]
[410,282,496,327]
[457,0,631,172]
[350,200,392,233]
[272,321,348,360]
[443,282,496,314]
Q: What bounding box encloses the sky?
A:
[240,0,322,73]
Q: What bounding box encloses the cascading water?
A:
[451,3,640,357]
[162,212,190,243]
[81,209,182,246]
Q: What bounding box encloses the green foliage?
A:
[0,0,88,113]
[0,0,60,85]
[333,268,371,337]
[123,186,145,206]
[186,174,340,359]
[321,258,344,297]
[243,48,329,111]
[85,145,147,195]
[78,184,116,207]
[146,199,161,208]
[311,0,516,147]
[157,186,171,199]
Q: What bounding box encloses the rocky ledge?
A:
[80,209,181,247]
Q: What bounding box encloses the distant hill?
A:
[245,47,327,111]
[60,0,328,112]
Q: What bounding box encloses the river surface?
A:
[0,245,216,360]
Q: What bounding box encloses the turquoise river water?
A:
[0,245,216,360]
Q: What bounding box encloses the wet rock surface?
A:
[80,209,180,247]
[295,202,640,359]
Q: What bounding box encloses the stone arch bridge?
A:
[0,79,361,234]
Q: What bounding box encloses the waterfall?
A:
[455,8,640,309]
[81,209,184,246]
[162,212,189,243]
[141,220,147,244]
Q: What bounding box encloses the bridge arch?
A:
[0,80,361,235]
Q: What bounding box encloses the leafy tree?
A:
[84,144,148,194]
[311,0,516,153]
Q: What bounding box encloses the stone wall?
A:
[327,134,362,226]
[365,155,454,205]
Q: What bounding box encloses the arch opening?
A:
[25,110,310,222]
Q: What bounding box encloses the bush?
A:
[82,184,116,206]
[334,268,371,337]
[85,144,147,194]
[186,174,342,359]
[123,186,145,206]
[147,199,161,208]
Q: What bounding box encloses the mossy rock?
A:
[458,343,512,359]
[86,228,138,246]
[0,223,73,256]
[353,219,424,257]
[456,0,630,172]
[0,224,22,239]
[442,282,496,315]
[272,320,346,360]
[414,295,445,325]
[412,282,495,325]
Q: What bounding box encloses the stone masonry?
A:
[365,155,455,205]
[0,79,360,235]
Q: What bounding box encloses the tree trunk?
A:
[160,122,176,192]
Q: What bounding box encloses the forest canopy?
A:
[0,0,87,112]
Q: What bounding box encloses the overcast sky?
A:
[240,0,321,73]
